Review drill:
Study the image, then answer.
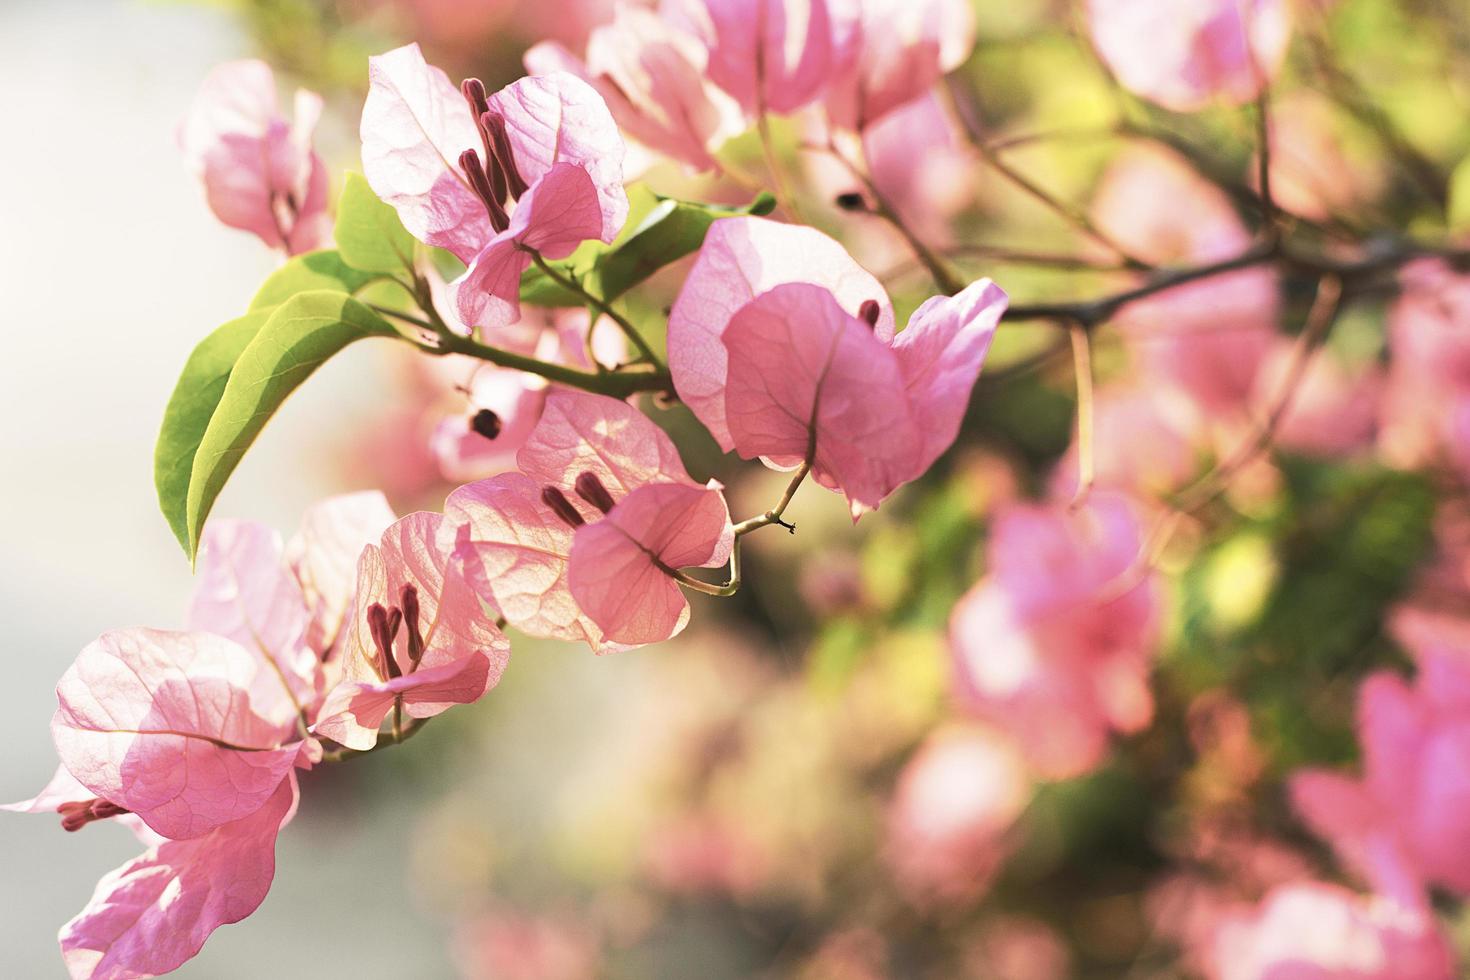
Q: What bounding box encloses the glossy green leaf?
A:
[154,309,275,553]
[182,292,396,559]
[518,189,777,308]
[249,249,384,311]
[334,172,416,274]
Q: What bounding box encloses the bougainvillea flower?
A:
[1208,882,1456,980]
[445,390,733,650]
[859,91,975,244]
[179,60,331,254]
[668,216,896,448]
[361,44,627,331]
[284,490,398,656]
[1290,607,1470,907]
[720,275,1007,516]
[1086,0,1292,113]
[665,0,855,116]
[884,724,1031,906]
[1093,143,1279,417]
[51,628,306,841]
[950,494,1160,778]
[824,0,976,130]
[59,775,299,980]
[313,512,510,751]
[526,5,743,173]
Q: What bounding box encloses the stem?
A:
[674,544,742,598]
[732,460,811,536]
[529,253,662,369]
[757,111,803,223]
[1068,322,1096,508]
[376,305,670,399]
[318,715,429,764]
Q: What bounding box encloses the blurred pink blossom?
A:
[1290,606,1470,907]
[950,494,1160,778]
[179,60,331,254]
[1051,383,1200,498]
[825,0,975,130]
[1252,339,1383,458]
[1382,258,1470,475]
[961,916,1071,980]
[884,723,1031,905]
[1087,0,1292,112]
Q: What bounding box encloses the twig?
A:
[733,460,811,537]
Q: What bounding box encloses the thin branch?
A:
[733,460,811,537]
[1068,322,1096,508]
[529,253,662,368]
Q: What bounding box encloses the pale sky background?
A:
[0,1,455,974]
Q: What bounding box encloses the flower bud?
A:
[858,299,881,328]
[471,408,503,440]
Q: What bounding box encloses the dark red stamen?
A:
[401,584,425,669]
[58,798,130,833]
[459,148,510,233]
[471,408,503,440]
[858,299,881,328]
[541,486,586,528]
[574,471,616,514]
[367,602,402,679]
[482,112,529,201]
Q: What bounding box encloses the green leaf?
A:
[154,309,275,553]
[249,249,385,311]
[334,172,416,274]
[518,189,777,308]
[182,292,396,559]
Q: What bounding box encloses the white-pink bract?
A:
[1290,607,1470,910]
[179,60,331,254]
[444,390,733,649]
[527,5,743,173]
[361,44,628,332]
[1087,0,1292,113]
[950,494,1160,779]
[671,216,1005,517]
[312,512,511,751]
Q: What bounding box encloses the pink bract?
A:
[284,490,398,657]
[179,60,331,254]
[824,0,975,130]
[1290,606,1470,907]
[950,494,1160,778]
[59,776,299,980]
[667,0,854,116]
[720,277,1007,516]
[361,45,628,332]
[313,512,510,750]
[668,216,895,449]
[445,390,733,650]
[527,6,743,173]
[51,628,304,841]
[1087,0,1292,113]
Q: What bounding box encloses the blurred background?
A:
[5,0,1470,977]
